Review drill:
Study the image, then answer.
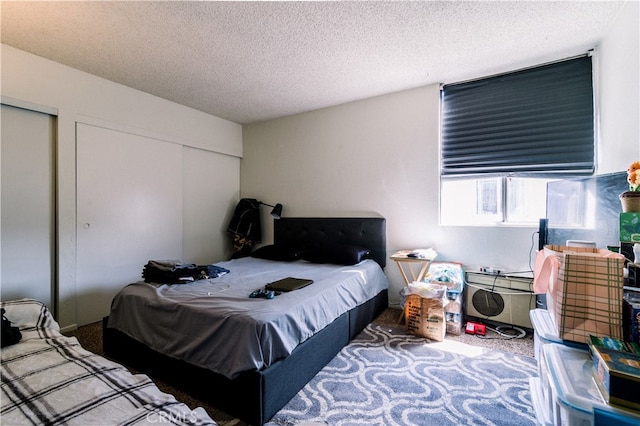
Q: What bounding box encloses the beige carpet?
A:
[65,308,534,425]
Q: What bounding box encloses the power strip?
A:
[479,266,501,275]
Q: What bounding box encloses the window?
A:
[440,55,595,225]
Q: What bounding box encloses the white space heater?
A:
[465,272,536,329]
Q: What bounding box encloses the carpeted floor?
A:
[267,322,537,425]
[368,308,534,358]
[65,308,535,425]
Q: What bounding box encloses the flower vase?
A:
[620,191,640,212]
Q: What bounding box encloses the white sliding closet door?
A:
[76,123,183,325]
[1,104,55,309]
[183,146,239,264]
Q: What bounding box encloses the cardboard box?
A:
[589,336,640,412]
[620,212,640,243]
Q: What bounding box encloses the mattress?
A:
[107,257,389,379]
[0,299,215,425]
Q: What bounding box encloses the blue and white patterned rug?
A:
[267,324,538,426]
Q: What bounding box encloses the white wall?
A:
[1,44,242,328]
[242,1,640,308]
[598,0,640,171]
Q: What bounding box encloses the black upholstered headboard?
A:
[273,217,386,268]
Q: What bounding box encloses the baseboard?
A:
[60,324,78,333]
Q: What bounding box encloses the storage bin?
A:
[531,308,563,403]
[530,308,588,398]
[530,376,554,426]
[542,344,640,425]
[530,309,588,359]
[531,309,563,360]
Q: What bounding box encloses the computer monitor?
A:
[546,171,626,248]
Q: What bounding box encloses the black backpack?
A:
[1,308,22,347]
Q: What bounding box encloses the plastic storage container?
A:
[530,308,588,359]
[530,307,563,384]
[542,344,640,425]
[531,309,589,390]
[531,309,562,358]
[530,308,587,401]
[530,376,553,426]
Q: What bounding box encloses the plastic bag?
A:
[403,282,447,341]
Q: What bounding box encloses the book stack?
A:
[588,335,640,413]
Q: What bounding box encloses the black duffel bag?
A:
[1,308,22,347]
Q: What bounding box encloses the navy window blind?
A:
[441,55,595,178]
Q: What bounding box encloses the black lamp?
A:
[258,201,283,219]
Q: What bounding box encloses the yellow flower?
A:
[628,161,640,191]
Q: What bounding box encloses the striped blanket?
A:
[1,299,215,425]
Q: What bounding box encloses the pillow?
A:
[250,245,304,262]
[0,299,59,332]
[302,244,370,266]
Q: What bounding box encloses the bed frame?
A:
[103,217,388,425]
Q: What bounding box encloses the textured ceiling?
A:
[1,1,627,124]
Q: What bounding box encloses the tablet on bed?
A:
[265,277,313,292]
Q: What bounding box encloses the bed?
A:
[103,217,388,425]
[0,298,216,425]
